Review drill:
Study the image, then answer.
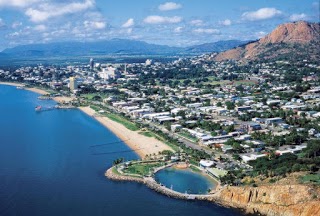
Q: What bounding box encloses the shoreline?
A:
[0,82,73,103]
[78,106,173,159]
[0,82,172,159]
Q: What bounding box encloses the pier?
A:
[36,105,75,112]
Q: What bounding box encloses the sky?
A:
[0,0,319,50]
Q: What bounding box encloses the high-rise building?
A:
[69,77,77,91]
[90,58,94,70]
[145,59,153,66]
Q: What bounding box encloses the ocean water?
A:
[0,85,242,216]
[155,168,216,194]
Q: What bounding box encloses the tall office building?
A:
[69,77,77,91]
[90,58,94,70]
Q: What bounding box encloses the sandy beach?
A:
[79,106,173,158]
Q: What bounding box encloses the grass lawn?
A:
[178,131,198,142]
[83,93,98,100]
[204,79,257,86]
[139,131,154,137]
[124,163,163,176]
[105,113,139,131]
[90,105,100,111]
[189,165,202,173]
[300,174,320,185]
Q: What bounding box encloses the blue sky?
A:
[0,0,319,50]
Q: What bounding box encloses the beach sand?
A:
[27,87,50,95]
[0,82,24,87]
[79,106,174,158]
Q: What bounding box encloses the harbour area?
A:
[105,161,221,200]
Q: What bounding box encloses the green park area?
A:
[123,162,165,176]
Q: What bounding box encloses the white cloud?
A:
[12,21,22,28]
[25,0,95,22]
[0,18,5,27]
[289,13,308,21]
[126,28,132,34]
[190,19,203,26]
[174,26,183,33]
[220,19,232,26]
[84,20,106,29]
[0,0,39,8]
[9,32,20,37]
[34,24,46,31]
[255,31,267,38]
[144,16,182,24]
[122,18,134,28]
[158,2,182,11]
[193,28,220,34]
[242,8,282,21]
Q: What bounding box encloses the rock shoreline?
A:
[105,167,212,200]
[106,167,320,216]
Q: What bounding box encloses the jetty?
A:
[35,105,75,112]
[38,96,52,100]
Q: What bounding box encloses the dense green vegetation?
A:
[299,174,320,185]
[220,139,320,185]
[250,140,320,177]
[105,113,139,131]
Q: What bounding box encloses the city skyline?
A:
[0,0,319,50]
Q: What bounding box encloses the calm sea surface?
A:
[0,85,241,216]
[155,167,216,195]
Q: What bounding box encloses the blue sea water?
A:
[155,168,216,194]
[0,85,242,216]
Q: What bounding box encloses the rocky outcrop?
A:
[260,21,319,44]
[214,21,320,62]
[212,185,320,216]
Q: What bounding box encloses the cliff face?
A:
[214,21,320,62]
[215,184,320,216]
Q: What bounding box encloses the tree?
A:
[304,139,320,158]
[163,121,172,131]
[113,158,124,165]
[225,101,235,110]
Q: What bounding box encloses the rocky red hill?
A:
[214,21,320,62]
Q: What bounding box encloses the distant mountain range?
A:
[0,39,246,59]
[213,21,320,62]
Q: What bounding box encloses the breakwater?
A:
[105,167,218,200]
